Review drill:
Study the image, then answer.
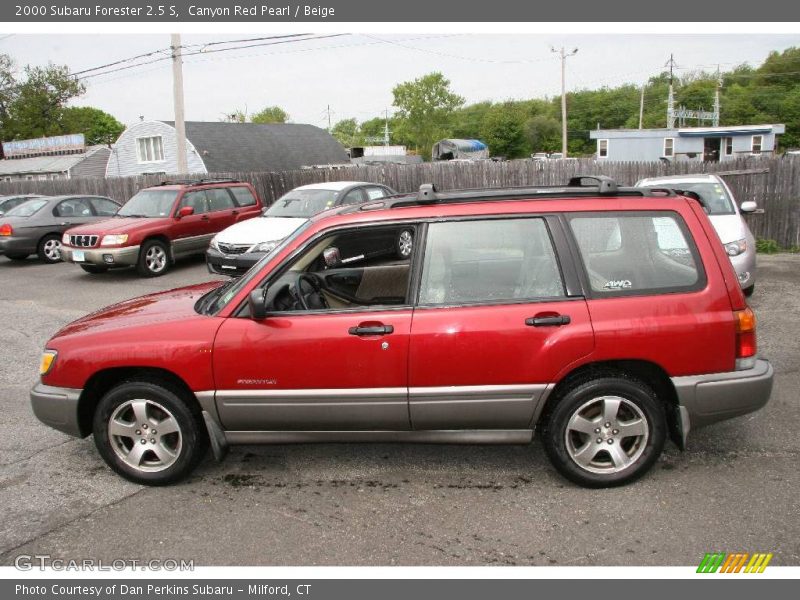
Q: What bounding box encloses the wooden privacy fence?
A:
[1,157,798,248]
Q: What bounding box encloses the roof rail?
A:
[156,177,242,187]
[352,176,684,213]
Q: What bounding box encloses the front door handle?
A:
[348,324,394,336]
[525,314,571,327]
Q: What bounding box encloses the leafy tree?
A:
[526,115,561,153]
[251,105,289,124]
[6,62,85,140]
[392,72,464,158]
[59,106,124,145]
[479,102,528,158]
[330,118,361,147]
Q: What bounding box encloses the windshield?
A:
[264,189,339,218]
[199,221,312,315]
[5,198,47,217]
[673,182,736,216]
[118,190,178,217]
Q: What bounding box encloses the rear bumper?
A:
[30,382,84,437]
[61,245,141,267]
[0,236,37,254]
[205,247,264,277]
[672,359,773,438]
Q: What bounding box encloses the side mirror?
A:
[176,206,194,218]
[248,288,268,320]
[740,201,757,214]
[323,246,341,268]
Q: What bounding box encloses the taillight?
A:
[734,307,756,368]
[0,223,11,236]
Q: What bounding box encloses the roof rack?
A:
[356,175,678,212]
[156,178,242,187]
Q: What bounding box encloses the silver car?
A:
[637,174,757,296]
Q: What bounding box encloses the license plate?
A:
[72,250,85,262]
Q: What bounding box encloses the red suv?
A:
[60,179,263,277]
[31,176,773,487]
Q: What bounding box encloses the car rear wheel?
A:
[80,264,109,274]
[37,234,63,263]
[542,375,666,488]
[397,229,414,259]
[93,381,208,485]
[5,253,28,261]
[137,239,170,277]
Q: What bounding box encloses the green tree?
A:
[6,62,85,140]
[330,118,361,147]
[392,72,464,158]
[251,105,289,124]
[0,54,16,144]
[59,106,124,145]
[479,102,528,158]
[526,115,561,153]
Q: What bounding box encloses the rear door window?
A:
[206,188,235,212]
[568,212,703,295]
[54,198,93,217]
[418,218,565,305]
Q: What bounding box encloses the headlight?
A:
[39,350,57,376]
[61,233,70,244]
[250,240,279,253]
[209,237,220,251]
[100,234,129,246]
[724,239,747,257]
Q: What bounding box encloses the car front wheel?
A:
[137,239,170,277]
[542,375,666,488]
[93,381,208,485]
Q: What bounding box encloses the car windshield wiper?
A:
[118,213,150,218]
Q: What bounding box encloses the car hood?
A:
[66,217,173,235]
[709,214,750,244]
[215,216,307,245]
[53,282,221,339]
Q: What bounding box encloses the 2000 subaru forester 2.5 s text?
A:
[30,176,773,488]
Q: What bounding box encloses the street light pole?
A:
[552,46,578,157]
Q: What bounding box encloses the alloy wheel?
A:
[43,239,62,261]
[108,399,182,472]
[145,246,167,274]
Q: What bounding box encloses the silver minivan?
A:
[637,174,758,296]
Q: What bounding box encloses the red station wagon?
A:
[31,176,773,487]
[60,179,263,277]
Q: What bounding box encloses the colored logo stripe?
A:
[697,552,773,573]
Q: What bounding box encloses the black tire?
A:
[136,239,170,277]
[396,228,414,259]
[743,284,755,297]
[5,253,28,261]
[93,380,208,485]
[541,375,666,488]
[80,264,109,274]
[37,234,63,263]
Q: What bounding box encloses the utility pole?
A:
[639,82,646,129]
[326,105,332,131]
[666,53,677,129]
[171,33,188,174]
[383,109,391,147]
[551,46,578,157]
[713,65,722,127]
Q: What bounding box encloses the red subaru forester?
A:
[31,177,773,487]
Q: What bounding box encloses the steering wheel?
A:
[295,273,329,310]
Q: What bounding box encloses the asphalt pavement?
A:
[0,253,798,566]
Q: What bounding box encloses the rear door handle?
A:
[525,314,571,327]
[348,324,394,336]
[201,215,210,221]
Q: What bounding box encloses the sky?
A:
[0,33,796,130]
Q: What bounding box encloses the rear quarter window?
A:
[568,211,705,296]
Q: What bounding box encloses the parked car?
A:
[206,181,398,277]
[0,194,45,217]
[0,195,121,263]
[30,176,773,487]
[636,174,758,296]
[60,179,263,277]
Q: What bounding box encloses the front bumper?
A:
[672,359,773,441]
[30,382,84,437]
[61,245,141,267]
[206,247,264,277]
[729,247,757,289]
